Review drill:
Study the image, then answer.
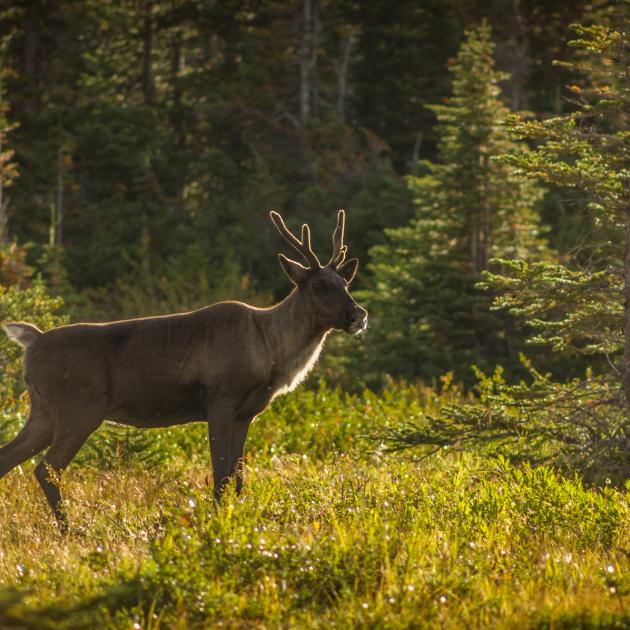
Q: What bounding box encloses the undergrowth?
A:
[0,383,628,628]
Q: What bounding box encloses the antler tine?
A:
[269,211,321,268]
[301,224,312,253]
[329,209,347,267]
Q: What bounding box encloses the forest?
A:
[0,0,629,627]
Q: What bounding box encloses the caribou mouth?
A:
[347,317,368,336]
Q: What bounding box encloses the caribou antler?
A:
[270,211,321,268]
[328,209,348,267]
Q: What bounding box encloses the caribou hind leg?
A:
[0,407,54,478]
[34,417,101,533]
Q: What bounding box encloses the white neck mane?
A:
[272,333,327,399]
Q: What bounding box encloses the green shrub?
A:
[81,454,629,628]
[0,279,67,443]
[380,361,629,486]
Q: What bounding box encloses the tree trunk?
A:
[336,29,356,122]
[142,0,155,105]
[480,153,492,271]
[171,29,184,148]
[23,0,40,113]
[623,197,630,407]
[0,103,5,245]
[492,0,529,110]
[55,148,63,246]
[0,140,7,246]
[299,0,316,126]
[470,216,479,274]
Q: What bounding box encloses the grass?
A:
[0,382,628,628]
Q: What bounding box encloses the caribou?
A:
[0,210,367,532]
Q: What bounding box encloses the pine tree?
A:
[362,22,547,383]
[484,16,630,380]
[383,8,630,483]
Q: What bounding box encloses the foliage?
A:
[0,2,589,327]
[381,14,630,484]
[359,22,548,385]
[480,260,623,357]
[484,19,630,366]
[0,382,628,627]
[72,237,263,322]
[0,72,17,206]
[0,275,66,448]
[381,360,629,485]
[0,0,417,307]
[484,17,630,469]
[0,276,66,397]
[0,5,628,627]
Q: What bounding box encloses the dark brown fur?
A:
[0,211,367,532]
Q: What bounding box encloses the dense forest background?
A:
[0,5,628,624]
[0,0,623,387]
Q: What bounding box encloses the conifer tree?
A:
[384,9,630,482]
[485,17,630,386]
[362,22,547,383]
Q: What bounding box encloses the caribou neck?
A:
[263,288,328,367]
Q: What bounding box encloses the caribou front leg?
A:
[207,400,236,501]
[231,416,253,496]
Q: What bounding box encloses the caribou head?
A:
[270,210,368,335]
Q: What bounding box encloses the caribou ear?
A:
[278,254,310,285]
[337,258,358,284]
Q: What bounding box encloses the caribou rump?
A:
[0,210,367,532]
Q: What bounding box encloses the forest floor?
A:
[0,385,628,628]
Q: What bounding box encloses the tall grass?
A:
[0,383,628,628]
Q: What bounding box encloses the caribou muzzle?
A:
[345,305,368,335]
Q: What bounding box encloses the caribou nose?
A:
[347,306,367,323]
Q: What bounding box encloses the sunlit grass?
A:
[0,384,628,628]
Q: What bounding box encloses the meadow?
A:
[0,382,628,629]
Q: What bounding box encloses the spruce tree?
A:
[383,9,630,482]
[362,22,547,383]
[485,19,630,378]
